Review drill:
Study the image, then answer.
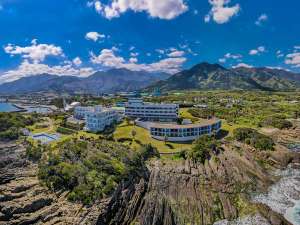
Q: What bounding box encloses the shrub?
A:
[233,128,274,151]
[56,126,76,135]
[259,116,293,129]
[117,137,133,143]
[0,113,38,141]
[26,144,43,161]
[37,139,158,205]
[187,135,221,164]
[0,127,20,141]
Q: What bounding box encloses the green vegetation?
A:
[148,91,300,128]
[233,128,275,151]
[56,126,76,135]
[174,135,221,164]
[0,113,38,141]
[188,108,215,119]
[259,115,293,129]
[36,138,159,204]
[187,135,221,164]
[26,141,45,161]
[114,121,191,153]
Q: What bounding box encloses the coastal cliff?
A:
[1,135,299,225]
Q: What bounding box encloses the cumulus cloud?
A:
[249,46,266,55]
[219,52,242,63]
[167,49,185,57]
[0,60,95,84]
[255,13,268,26]
[285,52,300,67]
[91,0,188,20]
[90,48,186,74]
[73,57,82,66]
[205,0,240,24]
[85,31,105,42]
[232,63,253,68]
[4,40,64,63]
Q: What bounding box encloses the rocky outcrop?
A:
[96,142,297,225]
[0,140,297,225]
[0,142,103,225]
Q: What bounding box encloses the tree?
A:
[187,135,221,164]
[125,117,130,126]
[164,135,168,144]
[131,129,137,141]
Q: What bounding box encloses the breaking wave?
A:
[253,165,300,225]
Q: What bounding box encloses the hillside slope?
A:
[147,63,300,91]
[0,69,171,94]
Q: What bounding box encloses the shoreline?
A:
[11,103,27,112]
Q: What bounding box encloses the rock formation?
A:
[0,139,298,225]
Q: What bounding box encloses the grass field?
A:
[113,121,192,153]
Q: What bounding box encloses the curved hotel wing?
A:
[148,119,222,142]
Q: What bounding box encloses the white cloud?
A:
[224,52,242,59]
[205,0,240,24]
[219,58,226,63]
[0,60,95,84]
[95,1,103,13]
[266,66,291,72]
[85,31,105,42]
[130,52,139,57]
[249,46,266,55]
[129,57,138,63]
[276,50,284,58]
[91,0,188,20]
[219,52,242,63]
[232,63,253,68]
[73,57,82,66]
[156,49,165,54]
[167,50,185,57]
[255,13,268,26]
[90,48,186,74]
[4,40,64,63]
[285,52,300,67]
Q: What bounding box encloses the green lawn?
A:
[113,121,192,153]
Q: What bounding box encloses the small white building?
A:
[125,98,179,121]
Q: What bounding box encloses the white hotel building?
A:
[74,106,122,132]
[125,98,179,121]
[149,119,222,142]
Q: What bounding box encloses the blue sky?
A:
[0,0,299,83]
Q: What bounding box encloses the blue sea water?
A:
[0,103,21,112]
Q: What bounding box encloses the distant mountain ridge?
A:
[146,62,300,92]
[0,63,299,94]
[0,68,171,94]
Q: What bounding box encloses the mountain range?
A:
[0,63,299,94]
[0,69,171,94]
[146,63,300,92]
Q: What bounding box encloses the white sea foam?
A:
[213,214,271,225]
[253,165,300,225]
[214,164,300,225]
